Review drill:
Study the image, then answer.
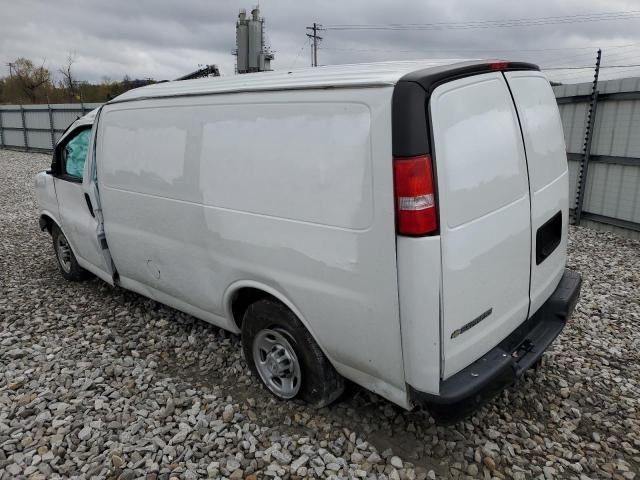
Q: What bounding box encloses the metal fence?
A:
[554,77,640,239]
[1,80,640,237]
[0,103,101,152]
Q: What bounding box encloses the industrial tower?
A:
[233,7,274,74]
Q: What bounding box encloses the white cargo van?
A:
[35,60,581,416]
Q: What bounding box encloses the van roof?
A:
[110,59,488,104]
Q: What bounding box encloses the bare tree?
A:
[58,53,77,102]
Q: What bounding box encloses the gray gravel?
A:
[1,148,639,480]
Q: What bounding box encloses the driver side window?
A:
[62,128,91,180]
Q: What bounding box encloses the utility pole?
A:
[573,48,601,225]
[306,23,323,67]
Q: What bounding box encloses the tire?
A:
[242,299,344,408]
[51,224,90,282]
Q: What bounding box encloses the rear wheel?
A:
[241,299,344,408]
[52,225,90,281]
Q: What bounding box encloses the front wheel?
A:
[51,225,90,282]
[241,299,344,408]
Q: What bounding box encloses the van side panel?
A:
[504,71,569,316]
[97,88,408,403]
[100,104,373,230]
[430,73,531,379]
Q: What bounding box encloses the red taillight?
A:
[488,61,510,71]
[393,154,437,236]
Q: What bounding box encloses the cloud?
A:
[1,0,639,84]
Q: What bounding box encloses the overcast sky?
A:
[2,0,640,85]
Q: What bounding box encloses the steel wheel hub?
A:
[56,235,72,273]
[253,329,301,399]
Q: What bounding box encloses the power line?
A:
[314,47,639,71]
[536,58,640,82]
[319,43,640,54]
[323,10,640,31]
[545,64,640,83]
[538,48,638,74]
[594,65,640,76]
[283,40,309,71]
[317,44,640,70]
[597,49,640,63]
[542,64,640,70]
[542,47,619,65]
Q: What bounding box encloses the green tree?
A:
[0,57,157,104]
[7,58,52,103]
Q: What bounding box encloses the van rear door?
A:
[504,71,569,315]
[430,72,532,379]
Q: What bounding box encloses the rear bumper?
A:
[410,268,581,418]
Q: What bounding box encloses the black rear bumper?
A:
[410,268,582,420]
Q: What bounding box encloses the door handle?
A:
[84,193,95,217]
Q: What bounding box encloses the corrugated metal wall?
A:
[554,78,640,238]
[0,104,102,151]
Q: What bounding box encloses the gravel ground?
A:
[1,148,639,480]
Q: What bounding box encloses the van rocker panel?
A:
[410,269,581,407]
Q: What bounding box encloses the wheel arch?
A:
[40,212,81,259]
[227,280,345,407]
[224,281,319,342]
[39,211,61,234]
